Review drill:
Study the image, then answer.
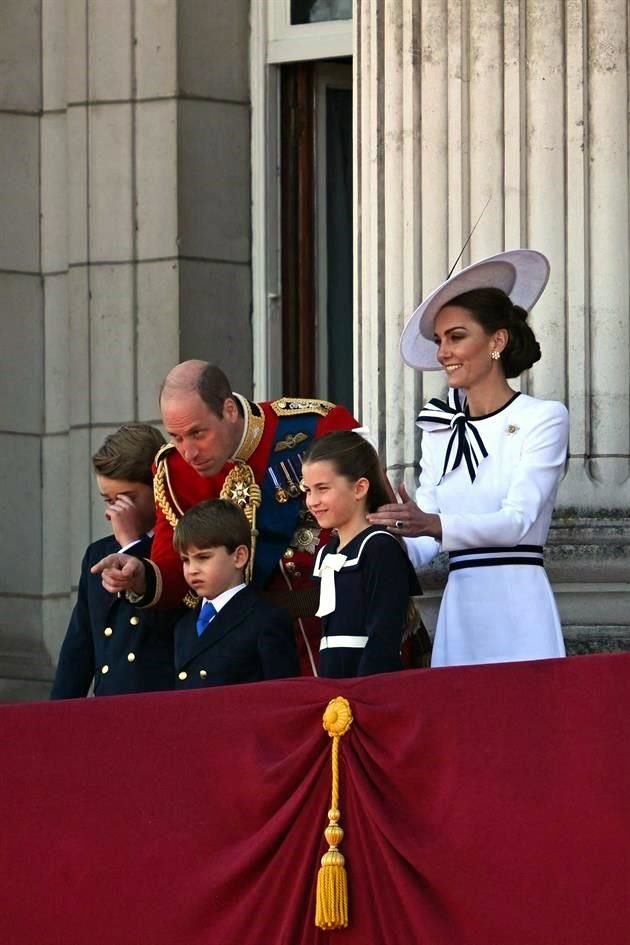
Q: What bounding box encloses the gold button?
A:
[127,652,136,662]
[283,548,294,559]
[129,616,140,626]
[294,571,301,580]
[178,671,188,681]
[104,627,113,637]
[101,665,109,674]
[199,670,207,678]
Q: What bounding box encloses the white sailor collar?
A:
[313,527,400,617]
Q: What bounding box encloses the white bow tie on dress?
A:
[315,552,347,617]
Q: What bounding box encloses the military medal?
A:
[294,527,315,552]
[291,525,319,555]
[287,456,303,492]
[219,463,262,583]
[268,466,289,503]
[290,508,321,555]
[280,460,301,498]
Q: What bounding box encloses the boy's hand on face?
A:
[91,553,147,596]
[106,494,144,548]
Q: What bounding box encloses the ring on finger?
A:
[395,519,404,529]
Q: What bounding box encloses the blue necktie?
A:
[196,600,217,637]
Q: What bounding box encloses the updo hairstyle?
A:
[446,287,541,378]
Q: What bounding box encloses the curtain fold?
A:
[2,655,630,945]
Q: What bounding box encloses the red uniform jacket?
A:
[147,395,358,674]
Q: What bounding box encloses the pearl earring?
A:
[490,350,501,361]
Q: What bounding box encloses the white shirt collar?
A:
[203,583,246,614]
[118,529,154,553]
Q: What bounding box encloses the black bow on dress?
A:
[416,388,488,483]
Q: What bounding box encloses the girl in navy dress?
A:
[301,430,421,678]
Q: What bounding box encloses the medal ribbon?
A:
[253,412,319,587]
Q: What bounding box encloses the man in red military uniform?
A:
[94,360,358,675]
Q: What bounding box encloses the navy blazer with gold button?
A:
[51,534,179,698]
[174,584,299,689]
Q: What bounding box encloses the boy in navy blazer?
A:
[51,424,178,698]
[172,499,299,689]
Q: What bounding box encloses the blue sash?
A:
[252,413,319,588]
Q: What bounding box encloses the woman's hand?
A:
[367,483,442,540]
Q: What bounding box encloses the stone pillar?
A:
[0,1,180,698]
[0,2,68,699]
[584,0,630,497]
[176,0,253,393]
[354,0,630,647]
[0,1,253,699]
[354,0,423,471]
[64,0,180,684]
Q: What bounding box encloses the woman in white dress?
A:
[369,250,569,666]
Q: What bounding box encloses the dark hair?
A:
[92,423,165,484]
[446,287,541,378]
[173,499,251,557]
[301,431,391,513]
[159,364,233,418]
[197,365,233,417]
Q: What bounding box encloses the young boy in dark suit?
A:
[51,424,178,698]
[172,499,299,689]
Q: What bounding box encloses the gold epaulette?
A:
[154,441,176,464]
[232,394,265,461]
[153,442,183,529]
[271,397,336,418]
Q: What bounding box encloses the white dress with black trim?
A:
[405,389,569,667]
[313,525,420,678]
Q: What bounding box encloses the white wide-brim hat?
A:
[399,249,550,371]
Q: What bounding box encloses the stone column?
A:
[354,0,630,648]
[176,0,253,391]
[0,1,254,699]
[64,0,180,673]
[0,2,69,698]
[583,0,630,498]
[354,0,423,474]
[0,0,182,699]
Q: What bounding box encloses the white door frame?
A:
[250,2,353,399]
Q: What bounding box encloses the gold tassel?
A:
[315,696,353,930]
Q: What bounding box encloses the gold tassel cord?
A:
[153,458,180,530]
[315,696,353,931]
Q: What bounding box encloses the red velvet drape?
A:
[2,654,630,945]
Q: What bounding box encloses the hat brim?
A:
[399,250,550,371]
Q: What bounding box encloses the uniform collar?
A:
[230,393,265,462]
